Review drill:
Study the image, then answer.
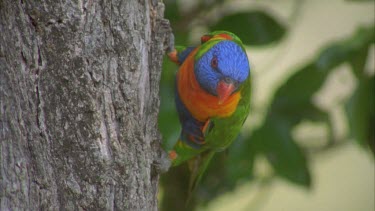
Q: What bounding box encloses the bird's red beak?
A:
[217,79,235,104]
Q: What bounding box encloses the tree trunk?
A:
[0,0,171,210]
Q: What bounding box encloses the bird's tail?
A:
[186,150,215,204]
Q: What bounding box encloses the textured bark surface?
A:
[0,0,171,210]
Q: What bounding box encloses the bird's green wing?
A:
[205,75,251,150]
[186,76,251,200]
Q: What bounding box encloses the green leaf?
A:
[347,27,374,78]
[272,64,329,113]
[252,118,311,187]
[164,0,181,23]
[227,135,256,181]
[209,11,286,46]
[348,47,369,79]
[317,26,373,70]
[345,75,375,154]
[242,25,374,186]
[271,25,374,127]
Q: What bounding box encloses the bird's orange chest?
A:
[177,49,241,122]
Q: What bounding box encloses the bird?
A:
[167,31,251,194]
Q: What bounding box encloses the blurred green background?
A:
[158,0,374,211]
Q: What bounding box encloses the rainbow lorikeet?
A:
[167,31,251,192]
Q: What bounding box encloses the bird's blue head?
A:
[195,39,250,103]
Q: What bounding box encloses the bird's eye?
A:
[211,56,218,69]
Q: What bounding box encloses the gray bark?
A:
[0,0,171,210]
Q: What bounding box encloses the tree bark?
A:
[0,0,171,210]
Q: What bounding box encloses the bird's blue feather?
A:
[195,40,250,96]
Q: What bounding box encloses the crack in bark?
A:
[101,88,114,161]
[20,51,27,64]
[27,14,38,29]
[37,45,42,67]
[35,83,42,137]
[35,45,43,138]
